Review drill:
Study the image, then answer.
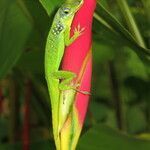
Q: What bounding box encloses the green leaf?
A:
[39,0,62,16]
[94,2,150,64]
[85,101,109,126]
[0,0,32,79]
[17,50,44,74]
[78,125,150,150]
[126,106,147,134]
[116,0,145,48]
[124,47,149,80]
[22,0,50,49]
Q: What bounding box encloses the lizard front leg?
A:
[65,24,85,46]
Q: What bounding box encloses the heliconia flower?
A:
[57,0,96,149]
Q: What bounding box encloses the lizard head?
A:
[59,0,83,21]
[51,0,83,35]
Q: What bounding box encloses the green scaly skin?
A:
[45,0,84,149]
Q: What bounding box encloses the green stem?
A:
[108,61,125,131]
[116,0,146,48]
[94,13,115,32]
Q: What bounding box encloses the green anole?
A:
[45,0,85,147]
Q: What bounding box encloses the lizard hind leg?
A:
[52,70,77,90]
[53,71,91,95]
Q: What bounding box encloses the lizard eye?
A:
[63,7,70,14]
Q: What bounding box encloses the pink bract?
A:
[62,0,96,125]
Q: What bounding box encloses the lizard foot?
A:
[74,24,85,37]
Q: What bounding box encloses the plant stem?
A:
[116,0,146,48]
[108,61,125,131]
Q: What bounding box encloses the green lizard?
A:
[45,0,84,148]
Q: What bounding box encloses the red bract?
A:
[60,0,96,149]
[62,0,96,126]
[22,81,31,150]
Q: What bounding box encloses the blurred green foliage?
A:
[0,0,150,149]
